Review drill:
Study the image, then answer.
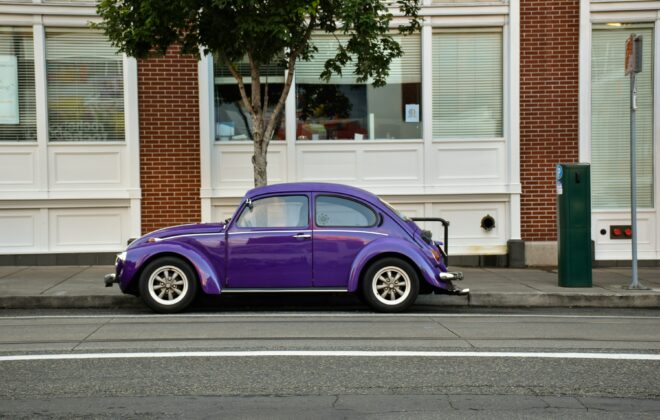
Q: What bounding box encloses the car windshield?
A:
[378,198,411,222]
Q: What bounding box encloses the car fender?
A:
[120,242,222,295]
[347,238,443,292]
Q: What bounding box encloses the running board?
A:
[222,287,349,294]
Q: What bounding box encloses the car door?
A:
[312,194,385,287]
[226,194,313,288]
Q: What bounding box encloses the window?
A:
[295,34,421,140]
[236,195,309,228]
[432,29,503,138]
[591,25,654,209]
[213,56,285,141]
[0,27,36,142]
[315,195,377,227]
[46,28,124,142]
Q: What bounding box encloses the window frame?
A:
[233,194,311,230]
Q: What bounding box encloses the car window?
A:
[315,195,378,227]
[236,195,309,228]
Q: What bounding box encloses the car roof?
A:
[245,182,379,202]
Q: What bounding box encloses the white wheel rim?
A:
[147,265,189,306]
[372,266,411,306]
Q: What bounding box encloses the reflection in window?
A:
[236,196,308,228]
[295,34,421,140]
[0,27,36,141]
[46,29,124,142]
[213,57,285,141]
[316,195,377,227]
[432,29,503,138]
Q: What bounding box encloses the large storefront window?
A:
[213,57,285,141]
[295,34,421,140]
[46,29,124,142]
[591,24,654,209]
[0,27,36,142]
[432,29,503,138]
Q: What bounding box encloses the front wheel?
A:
[139,257,198,313]
[361,258,419,312]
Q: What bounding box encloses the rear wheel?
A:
[139,256,197,313]
[361,257,419,312]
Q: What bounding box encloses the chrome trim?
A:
[316,229,388,236]
[228,230,312,235]
[154,232,223,241]
[222,288,348,293]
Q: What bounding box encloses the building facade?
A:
[0,0,658,266]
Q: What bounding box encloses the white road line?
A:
[1,351,659,362]
[1,313,659,320]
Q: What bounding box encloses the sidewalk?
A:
[0,265,658,310]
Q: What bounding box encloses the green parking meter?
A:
[556,163,592,287]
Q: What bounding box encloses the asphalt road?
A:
[0,307,659,419]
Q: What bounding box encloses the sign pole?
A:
[625,35,647,290]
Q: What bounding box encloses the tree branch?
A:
[222,54,254,115]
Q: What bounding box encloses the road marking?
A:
[1,313,659,320]
[1,351,659,362]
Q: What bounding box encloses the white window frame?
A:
[0,2,141,252]
[580,0,660,259]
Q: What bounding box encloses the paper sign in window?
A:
[0,55,19,125]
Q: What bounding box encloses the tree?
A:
[96,0,421,186]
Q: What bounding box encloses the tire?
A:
[361,257,419,313]
[139,256,198,313]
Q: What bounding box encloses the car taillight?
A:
[431,248,441,262]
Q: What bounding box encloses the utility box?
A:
[556,163,592,287]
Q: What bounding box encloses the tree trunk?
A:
[252,113,268,187]
[252,143,267,186]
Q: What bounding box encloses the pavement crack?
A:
[40,267,90,295]
[71,318,112,352]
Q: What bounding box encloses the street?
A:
[0,306,659,419]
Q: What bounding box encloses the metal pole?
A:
[628,72,645,289]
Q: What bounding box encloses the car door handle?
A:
[293,233,311,239]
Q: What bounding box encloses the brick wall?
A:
[138,46,201,234]
[520,0,580,241]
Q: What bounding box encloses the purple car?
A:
[104,182,467,313]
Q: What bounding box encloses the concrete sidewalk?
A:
[0,265,658,310]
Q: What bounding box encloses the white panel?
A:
[593,212,656,260]
[297,149,358,181]
[432,142,506,184]
[362,148,422,182]
[214,145,286,187]
[431,202,507,254]
[0,151,36,185]
[0,211,37,249]
[51,150,122,185]
[50,209,126,251]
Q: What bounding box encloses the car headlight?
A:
[116,251,127,265]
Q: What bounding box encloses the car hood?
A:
[128,222,226,249]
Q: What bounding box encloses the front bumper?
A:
[103,251,126,288]
[104,273,117,287]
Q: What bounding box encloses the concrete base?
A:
[525,241,558,267]
[0,253,117,266]
[507,239,526,268]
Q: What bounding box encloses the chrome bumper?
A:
[104,273,117,287]
[439,271,464,281]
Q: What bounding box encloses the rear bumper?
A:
[439,271,464,281]
[436,271,469,295]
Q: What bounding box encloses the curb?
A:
[0,296,142,310]
[0,292,658,310]
[466,292,660,308]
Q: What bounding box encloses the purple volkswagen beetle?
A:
[105,183,467,313]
